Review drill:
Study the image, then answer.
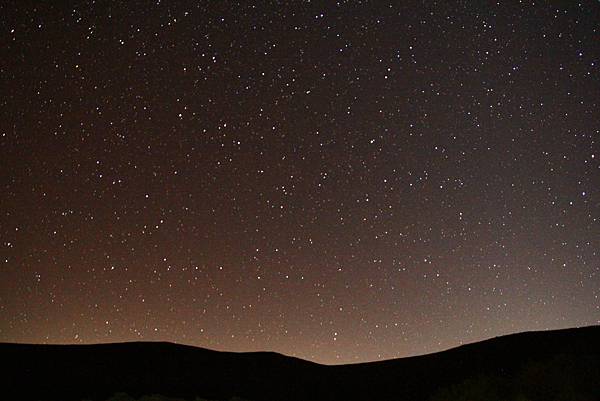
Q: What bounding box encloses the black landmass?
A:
[2,326,599,401]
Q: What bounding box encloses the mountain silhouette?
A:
[2,325,599,401]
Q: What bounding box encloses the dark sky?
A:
[1,1,599,365]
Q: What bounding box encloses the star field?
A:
[1,1,599,364]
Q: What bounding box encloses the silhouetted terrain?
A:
[2,326,599,401]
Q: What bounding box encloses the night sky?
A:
[1,1,599,365]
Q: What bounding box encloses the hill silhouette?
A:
[2,326,599,401]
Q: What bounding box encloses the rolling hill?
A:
[2,325,599,401]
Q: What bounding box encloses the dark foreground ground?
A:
[2,325,599,401]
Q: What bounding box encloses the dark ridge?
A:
[2,325,599,401]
